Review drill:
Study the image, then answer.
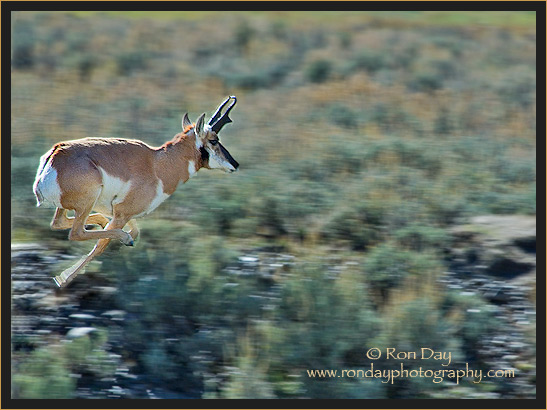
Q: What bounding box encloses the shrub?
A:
[219,62,293,90]
[381,297,454,355]
[374,295,461,398]
[279,261,378,355]
[13,329,117,399]
[255,195,287,238]
[116,50,150,76]
[338,31,352,49]
[326,103,359,129]
[220,353,276,398]
[364,243,409,298]
[76,54,97,82]
[431,35,465,58]
[13,348,75,399]
[364,243,443,303]
[496,66,535,108]
[407,72,443,92]
[12,19,36,69]
[276,261,382,397]
[64,330,118,379]
[321,201,384,250]
[363,138,444,178]
[346,50,387,74]
[305,59,331,83]
[141,338,205,393]
[394,224,450,252]
[441,292,501,361]
[431,58,459,79]
[112,235,238,326]
[434,107,455,135]
[107,238,242,393]
[367,104,420,136]
[390,44,419,70]
[234,19,255,54]
[270,20,288,40]
[496,158,536,185]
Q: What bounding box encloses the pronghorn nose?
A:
[219,142,238,171]
[228,158,239,172]
[228,162,239,173]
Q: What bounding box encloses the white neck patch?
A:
[188,160,198,178]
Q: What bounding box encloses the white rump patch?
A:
[33,159,62,208]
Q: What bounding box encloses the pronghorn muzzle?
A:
[208,96,237,134]
[219,142,239,171]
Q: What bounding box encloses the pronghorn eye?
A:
[210,140,218,145]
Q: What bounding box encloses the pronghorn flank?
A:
[33,96,239,287]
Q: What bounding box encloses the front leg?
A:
[54,215,132,287]
[53,238,111,287]
[126,219,140,241]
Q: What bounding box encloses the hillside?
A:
[10,11,536,399]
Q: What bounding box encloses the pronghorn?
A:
[33,96,239,287]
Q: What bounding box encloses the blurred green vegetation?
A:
[12,329,115,399]
[11,11,535,399]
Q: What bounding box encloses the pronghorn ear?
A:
[195,113,206,135]
[182,113,192,130]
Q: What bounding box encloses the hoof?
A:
[121,232,134,246]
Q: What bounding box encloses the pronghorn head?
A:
[183,96,239,173]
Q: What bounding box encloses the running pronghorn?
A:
[33,96,239,287]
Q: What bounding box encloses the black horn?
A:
[209,96,237,133]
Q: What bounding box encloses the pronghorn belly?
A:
[33,161,63,208]
[93,167,132,216]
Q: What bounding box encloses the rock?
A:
[449,215,536,279]
[11,243,47,252]
[66,327,97,339]
[486,257,534,279]
[468,215,535,240]
[69,313,97,321]
[513,237,536,253]
[102,310,126,321]
[11,251,47,264]
[238,256,259,265]
[68,313,99,326]
[95,286,118,295]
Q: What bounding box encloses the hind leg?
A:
[54,159,131,244]
[51,208,110,230]
[68,202,133,245]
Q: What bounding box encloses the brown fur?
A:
[38,120,237,287]
[51,134,203,205]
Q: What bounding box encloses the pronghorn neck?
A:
[156,128,203,194]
